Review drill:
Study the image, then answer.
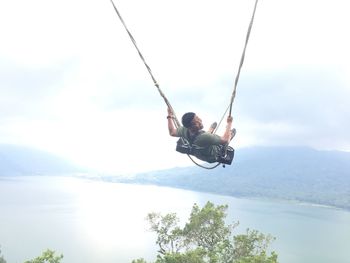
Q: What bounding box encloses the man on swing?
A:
[167,107,236,163]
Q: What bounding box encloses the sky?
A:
[0,0,349,174]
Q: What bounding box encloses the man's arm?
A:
[167,107,178,137]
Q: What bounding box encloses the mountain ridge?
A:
[109,146,350,210]
[1,144,349,210]
[0,144,83,176]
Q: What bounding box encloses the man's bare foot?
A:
[208,122,217,134]
[230,128,237,140]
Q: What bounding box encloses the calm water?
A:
[0,176,349,263]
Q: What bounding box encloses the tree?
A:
[155,249,206,263]
[132,259,148,263]
[24,249,63,263]
[0,246,6,263]
[133,201,278,263]
[233,229,277,263]
[183,202,238,260]
[146,212,185,255]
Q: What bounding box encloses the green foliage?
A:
[155,249,207,263]
[132,259,148,263]
[146,212,185,254]
[233,229,277,263]
[184,203,233,251]
[134,201,278,263]
[0,247,6,263]
[24,249,63,263]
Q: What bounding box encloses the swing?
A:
[176,137,235,165]
[110,0,259,169]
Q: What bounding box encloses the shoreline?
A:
[1,174,349,213]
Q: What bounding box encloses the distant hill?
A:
[0,144,83,176]
[109,147,350,210]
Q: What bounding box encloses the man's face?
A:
[191,115,203,130]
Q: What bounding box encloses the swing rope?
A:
[110,0,259,169]
[110,0,221,169]
[214,0,259,134]
[109,0,180,127]
[110,0,214,168]
[229,0,259,117]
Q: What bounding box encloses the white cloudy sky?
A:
[0,0,349,174]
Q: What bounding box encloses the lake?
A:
[0,176,349,263]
